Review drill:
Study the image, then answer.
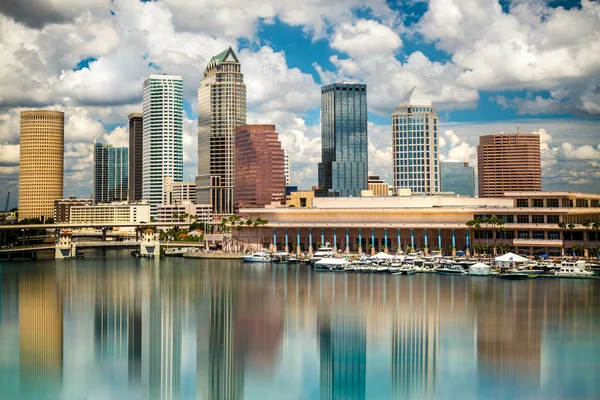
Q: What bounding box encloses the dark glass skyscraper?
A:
[318,82,368,197]
[93,140,128,204]
[128,113,143,202]
[440,161,475,197]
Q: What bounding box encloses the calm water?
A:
[0,250,599,400]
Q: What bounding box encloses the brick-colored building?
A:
[477,133,541,197]
[235,125,285,209]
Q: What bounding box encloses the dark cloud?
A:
[0,0,70,29]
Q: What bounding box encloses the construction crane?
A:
[4,191,10,212]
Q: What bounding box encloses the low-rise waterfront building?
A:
[54,198,93,223]
[285,190,315,208]
[162,177,197,205]
[69,202,150,224]
[239,192,600,256]
[156,202,212,224]
[367,175,390,197]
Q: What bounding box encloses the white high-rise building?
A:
[392,87,439,194]
[142,75,183,216]
[284,150,291,187]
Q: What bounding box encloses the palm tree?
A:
[488,215,504,251]
[466,218,481,254]
[582,219,591,251]
[593,222,600,255]
[498,226,507,253]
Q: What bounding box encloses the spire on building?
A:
[399,86,432,106]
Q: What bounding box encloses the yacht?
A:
[241,251,271,263]
[271,252,290,264]
[309,244,336,264]
[497,269,532,280]
[393,264,417,275]
[164,247,192,257]
[554,261,593,278]
[314,258,349,272]
[434,265,467,276]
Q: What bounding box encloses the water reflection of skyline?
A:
[0,257,598,399]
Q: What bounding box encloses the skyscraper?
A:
[197,47,246,215]
[440,161,475,197]
[18,110,64,221]
[128,112,143,202]
[93,140,128,204]
[318,82,368,197]
[392,87,440,194]
[234,124,285,209]
[477,133,541,197]
[142,75,183,215]
[284,150,291,187]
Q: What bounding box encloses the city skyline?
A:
[0,1,599,207]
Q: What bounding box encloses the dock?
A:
[183,252,241,260]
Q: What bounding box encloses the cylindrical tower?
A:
[18,110,64,221]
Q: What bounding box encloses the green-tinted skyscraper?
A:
[93,140,128,204]
[318,82,368,197]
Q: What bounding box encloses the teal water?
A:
[0,250,599,400]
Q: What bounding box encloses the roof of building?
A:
[144,228,154,233]
[399,86,432,106]
[205,47,239,71]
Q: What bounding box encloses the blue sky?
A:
[0,0,599,207]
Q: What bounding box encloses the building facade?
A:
[367,176,390,197]
[142,75,184,216]
[318,82,368,197]
[69,202,151,224]
[239,192,600,257]
[478,133,541,197]
[128,113,143,202]
[156,203,212,224]
[54,198,93,223]
[285,190,315,208]
[162,177,197,205]
[392,87,439,195]
[440,161,475,197]
[284,150,291,187]
[197,47,246,216]
[93,140,128,204]
[18,110,64,221]
[234,124,285,209]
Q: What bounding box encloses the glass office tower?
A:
[318,82,368,197]
[93,140,128,204]
[440,161,475,197]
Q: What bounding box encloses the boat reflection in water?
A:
[0,253,599,399]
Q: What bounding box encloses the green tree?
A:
[582,219,591,252]
[568,223,576,242]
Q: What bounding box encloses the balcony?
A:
[512,238,563,247]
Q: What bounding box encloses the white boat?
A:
[555,260,593,278]
[393,264,417,275]
[241,251,271,263]
[164,247,192,257]
[435,265,467,275]
[469,262,491,276]
[309,245,336,264]
[272,252,290,264]
[314,258,349,272]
